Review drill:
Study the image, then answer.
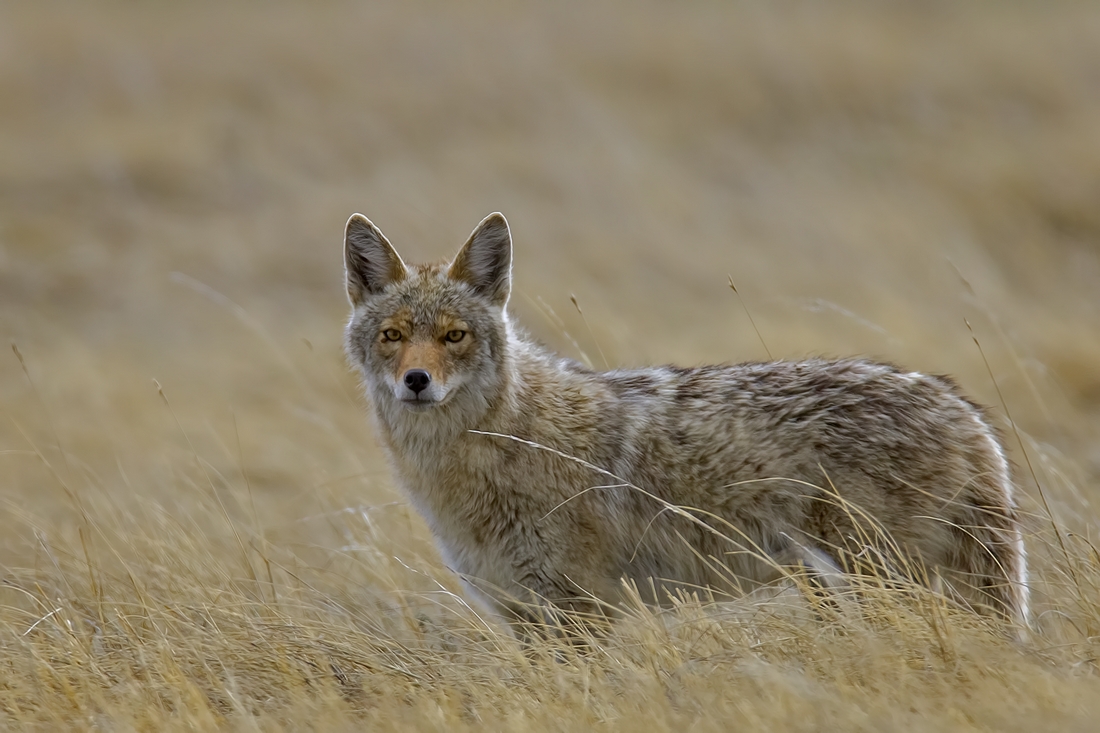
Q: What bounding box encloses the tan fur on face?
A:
[397,341,448,384]
[378,311,473,387]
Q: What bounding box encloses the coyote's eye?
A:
[444,330,467,343]
[382,328,403,342]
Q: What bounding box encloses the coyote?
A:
[343,212,1029,633]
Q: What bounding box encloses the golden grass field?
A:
[3,1,1100,729]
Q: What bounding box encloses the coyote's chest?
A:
[392,447,544,596]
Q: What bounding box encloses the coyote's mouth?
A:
[399,394,451,412]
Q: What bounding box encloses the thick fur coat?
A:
[343,212,1029,632]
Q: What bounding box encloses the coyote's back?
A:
[342,211,1029,633]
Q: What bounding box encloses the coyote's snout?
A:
[389,337,459,408]
[343,212,1029,635]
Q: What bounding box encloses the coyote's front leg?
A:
[489,574,614,646]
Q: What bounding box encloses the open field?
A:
[3,1,1100,729]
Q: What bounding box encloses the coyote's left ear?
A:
[448,212,512,307]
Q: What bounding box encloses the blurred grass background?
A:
[2,1,1100,729]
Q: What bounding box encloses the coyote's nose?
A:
[404,369,431,395]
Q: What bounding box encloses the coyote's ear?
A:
[344,214,407,306]
[448,212,512,307]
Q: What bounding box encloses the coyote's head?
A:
[343,212,513,427]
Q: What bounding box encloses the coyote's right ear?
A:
[344,214,407,306]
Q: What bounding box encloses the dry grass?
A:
[3,1,1100,729]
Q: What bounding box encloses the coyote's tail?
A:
[956,424,1030,632]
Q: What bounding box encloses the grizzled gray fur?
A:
[343,211,1029,634]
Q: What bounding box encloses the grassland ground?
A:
[2,2,1100,729]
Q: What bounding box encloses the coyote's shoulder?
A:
[343,212,1029,632]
